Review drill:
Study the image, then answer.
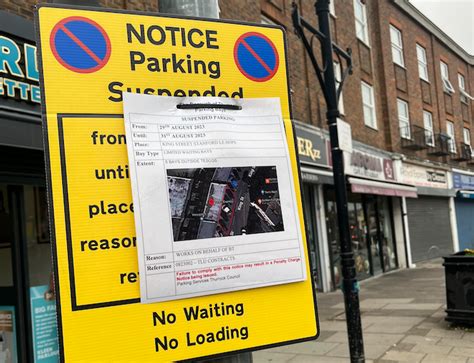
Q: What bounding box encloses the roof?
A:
[394,0,474,64]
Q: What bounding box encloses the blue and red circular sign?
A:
[50,17,111,73]
[234,32,279,82]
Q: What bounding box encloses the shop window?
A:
[378,197,398,271]
[302,184,323,291]
[24,186,52,287]
[325,188,398,289]
[0,185,13,287]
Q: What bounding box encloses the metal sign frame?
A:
[35,4,320,361]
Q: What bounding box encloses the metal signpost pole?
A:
[159,2,252,362]
[292,1,365,362]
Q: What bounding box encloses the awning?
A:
[348,177,418,198]
[457,190,474,199]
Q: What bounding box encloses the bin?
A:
[443,251,474,324]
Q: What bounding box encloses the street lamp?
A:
[292,1,365,362]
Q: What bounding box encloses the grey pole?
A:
[159,1,252,362]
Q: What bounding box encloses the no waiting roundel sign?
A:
[234,32,279,82]
[50,16,111,73]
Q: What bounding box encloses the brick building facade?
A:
[0,1,472,360]
[2,0,472,163]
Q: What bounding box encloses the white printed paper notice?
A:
[123,95,307,303]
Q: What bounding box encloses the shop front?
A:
[401,162,456,262]
[324,147,415,287]
[0,10,59,362]
[294,122,333,292]
[452,171,474,250]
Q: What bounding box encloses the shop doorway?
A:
[325,188,398,289]
[0,182,55,363]
[302,184,324,291]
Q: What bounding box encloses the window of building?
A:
[361,81,376,129]
[458,73,473,104]
[397,99,410,139]
[423,111,434,146]
[464,128,471,146]
[334,61,345,114]
[354,0,369,45]
[459,73,466,91]
[446,121,456,153]
[390,25,404,67]
[261,15,276,25]
[330,0,336,16]
[416,44,429,81]
[440,61,455,94]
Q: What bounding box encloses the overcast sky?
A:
[409,0,474,55]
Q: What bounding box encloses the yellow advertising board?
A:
[35,4,319,361]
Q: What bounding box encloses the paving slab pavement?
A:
[254,259,474,362]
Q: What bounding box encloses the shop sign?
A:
[0,306,17,363]
[344,149,394,181]
[0,34,40,103]
[401,163,448,189]
[294,124,329,167]
[36,5,318,362]
[453,172,474,190]
[336,118,352,153]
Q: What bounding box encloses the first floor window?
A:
[464,128,472,156]
[361,81,377,129]
[464,128,471,146]
[423,111,434,146]
[446,121,456,153]
[397,99,410,139]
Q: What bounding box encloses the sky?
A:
[409,0,474,55]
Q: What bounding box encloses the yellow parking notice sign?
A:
[35,4,319,361]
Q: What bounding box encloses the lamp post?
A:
[292,1,365,362]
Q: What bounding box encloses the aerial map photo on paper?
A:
[167,166,284,241]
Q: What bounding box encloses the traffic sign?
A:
[50,16,111,73]
[234,32,279,82]
[35,4,318,362]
